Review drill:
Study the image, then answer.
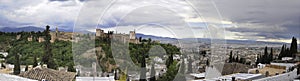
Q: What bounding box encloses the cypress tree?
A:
[278,45,285,60]
[33,54,38,67]
[139,53,146,81]
[284,44,287,56]
[187,57,193,73]
[256,54,260,65]
[235,55,239,63]
[25,65,28,71]
[290,37,298,57]
[42,25,55,69]
[263,46,268,64]
[260,54,264,63]
[13,53,20,75]
[229,51,233,63]
[114,69,119,80]
[150,63,156,81]
[269,48,273,62]
[239,58,246,64]
[206,59,209,66]
[286,48,290,57]
[166,54,174,68]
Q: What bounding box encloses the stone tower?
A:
[55,27,59,37]
[50,27,58,43]
[129,30,136,40]
[96,29,104,37]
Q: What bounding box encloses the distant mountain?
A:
[0,26,45,32]
[135,33,285,45]
[181,38,285,45]
[135,33,177,43]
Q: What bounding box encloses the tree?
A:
[42,25,55,69]
[148,38,152,44]
[67,63,76,72]
[139,53,146,81]
[166,53,174,68]
[235,55,239,63]
[229,51,233,63]
[0,54,4,59]
[286,48,291,57]
[13,53,20,75]
[206,59,209,66]
[290,37,298,57]
[187,57,193,73]
[150,63,156,81]
[278,45,285,60]
[33,54,38,67]
[239,58,246,64]
[269,48,273,62]
[157,62,179,81]
[256,54,260,65]
[139,37,142,42]
[25,65,28,71]
[263,46,269,64]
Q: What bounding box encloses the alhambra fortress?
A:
[23,27,140,44]
[96,29,140,44]
[22,27,78,43]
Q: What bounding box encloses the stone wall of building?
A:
[253,69,297,81]
[96,29,139,44]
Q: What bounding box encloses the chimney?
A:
[28,65,33,71]
[42,64,47,68]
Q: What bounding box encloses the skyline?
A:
[0,0,299,43]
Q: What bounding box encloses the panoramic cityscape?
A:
[0,0,300,81]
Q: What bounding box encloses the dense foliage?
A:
[1,26,182,79]
[256,46,274,64]
[94,35,181,80]
[1,29,75,72]
[228,50,246,64]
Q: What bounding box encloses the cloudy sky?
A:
[0,0,299,43]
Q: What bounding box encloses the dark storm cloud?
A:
[213,0,300,40]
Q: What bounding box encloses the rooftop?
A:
[19,67,76,81]
[249,65,286,76]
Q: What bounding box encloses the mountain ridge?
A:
[0,26,290,45]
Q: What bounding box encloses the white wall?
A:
[253,69,297,81]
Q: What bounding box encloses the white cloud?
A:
[1,0,299,42]
[0,0,83,27]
